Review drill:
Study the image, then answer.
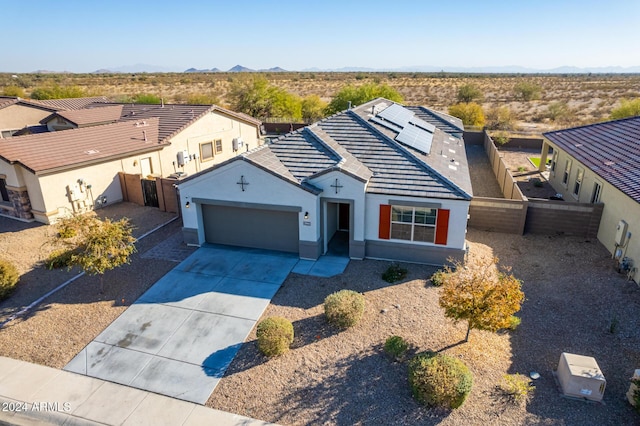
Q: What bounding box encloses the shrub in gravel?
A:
[256,317,294,357]
[384,335,409,360]
[45,249,75,269]
[507,315,521,330]
[324,290,365,328]
[408,351,473,409]
[382,263,407,283]
[430,269,447,287]
[0,259,19,301]
[499,374,534,404]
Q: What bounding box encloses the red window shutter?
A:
[379,204,391,239]
[435,209,450,245]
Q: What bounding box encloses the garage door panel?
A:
[203,205,299,253]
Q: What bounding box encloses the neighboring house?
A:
[0,101,261,223]
[542,117,640,284]
[178,98,471,265]
[0,97,59,137]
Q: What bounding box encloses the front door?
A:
[338,203,350,231]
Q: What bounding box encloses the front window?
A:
[215,139,223,154]
[591,182,602,203]
[551,151,558,174]
[391,206,437,243]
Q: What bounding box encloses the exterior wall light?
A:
[185,201,190,208]
[304,211,309,220]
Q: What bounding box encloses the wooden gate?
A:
[141,178,159,208]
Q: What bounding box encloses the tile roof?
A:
[544,116,640,203]
[0,97,60,113]
[407,106,464,136]
[32,96,111,110]
[46,105,123,127]
[0,118,161,174]
[182,99,472,201]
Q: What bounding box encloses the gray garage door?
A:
[202,204,299,253]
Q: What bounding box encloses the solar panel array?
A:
[373,104,435,155]
[396,124,433,155]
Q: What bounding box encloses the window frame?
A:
[562,159,572,187]
[573,167,584,198]
[591,181,602,203]
[390,205,437,243]
[214,139,223,154]
[200,141,214,161]
[550,151,558,175]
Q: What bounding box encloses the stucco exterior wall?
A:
[546,139,640,284]
[0,104,53,132]
[159,111,260,178]
[179,160,318,245]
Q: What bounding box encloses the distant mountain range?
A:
[22,63,640,74]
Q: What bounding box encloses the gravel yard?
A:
[1,200,640,424]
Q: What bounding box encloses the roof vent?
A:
[86,149,99,155]
[143,130,147,142]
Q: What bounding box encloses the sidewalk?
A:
[0,357,275,426]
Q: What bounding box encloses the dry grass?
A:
[3,72,640,130]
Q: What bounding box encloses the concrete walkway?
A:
[65,245,300,404]
[0,356,274,425]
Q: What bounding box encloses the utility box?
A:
[616,220,629,246]
[556,353,606,402]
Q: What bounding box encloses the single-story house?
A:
[0,100,262,223]
[178,98,472,265]
[542,116,640,284]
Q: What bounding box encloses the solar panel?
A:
[409,116,436,133]
[395,124,433,155]
[370,116,403,133]
[377,104,414,127]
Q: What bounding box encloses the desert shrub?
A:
[324,289,365,328]
[382,263,407,283]
[491,131,510,146]
[545,101,574,123]
[408,352,473,409]
[0,259,20,301]
[384,335,409,360]
[532,178,544,188]
[456,84,483,103]
[256,317,294,357]
[485,106,515,130]
[325,83,403,115]
[513,81,542,101]
[430,269,447,287]
[499,374,534,404]
[610,98,640,120]
[45,249,75,269]
[507,315,521,330]
[448,102,485,127]
[133,93,162,104]
[3,85,25,97]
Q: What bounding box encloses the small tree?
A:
[610,98,640,120]
[456,84,483,103]
[325,83,403,115]
[513,81,542,101]
[448,102,485,127]
[54,215,136,293]
[3,85,25,97]
[485,106,515,130]
[301,95,327,123]
[438,257,524,342]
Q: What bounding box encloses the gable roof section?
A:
[45,105,123,127]
[0,97,60,113]
[319,108,470,200]
[33,96,110,110]
[0,118,161,175]
[544,116,640,203]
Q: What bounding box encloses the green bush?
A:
[430,269,447,287]
[448,102,485,127]
[408,352,473,409]
[324,290,365,328]
[384,335,409,360]
[499,374,534,404]
[491,131,510,146]
[0,259,19,301]
[382,263,407,283]
[256,317,294,357]
[45,249,75,269]
[507,315,521,330]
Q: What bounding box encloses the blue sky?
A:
[3,0,639,72]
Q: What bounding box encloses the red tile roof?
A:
[0,118,161,174]
[49,105,123,127]
[544,116,640,203]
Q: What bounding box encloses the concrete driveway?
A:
[65,245,299,404]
